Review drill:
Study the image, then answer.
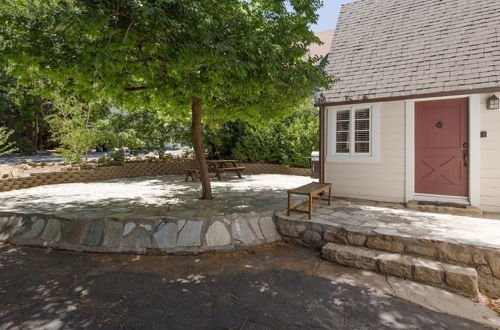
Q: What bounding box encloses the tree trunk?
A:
[191,98,213,199]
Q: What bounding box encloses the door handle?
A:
[463,149,469,167]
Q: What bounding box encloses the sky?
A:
[310,0,356,32]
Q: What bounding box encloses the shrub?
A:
[46,97,106,164]
[110,150,125,165]
[204,107,319,168]
[17,136,35,155]
[0,126,18,156]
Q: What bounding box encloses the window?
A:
[327,104,380,162]
[336,110,350,153]
[354,108,370,153]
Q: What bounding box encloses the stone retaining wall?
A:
[275,214,500,298]
[0,161,313,192]
[243,163,313,176]
[0,211,281,255]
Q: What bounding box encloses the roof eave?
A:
[314,87,500,107]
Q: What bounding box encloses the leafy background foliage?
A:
[0,0,329,122]
[204,106,319,168]
[0,0,329,170]
[0,126,17,157]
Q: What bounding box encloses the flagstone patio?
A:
[279,199,500,250]
[0,174,313,255]
[0,174,312,219]
[1,173,500,297]
[275,199,500,298]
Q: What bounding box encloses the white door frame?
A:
[404,94,481,207]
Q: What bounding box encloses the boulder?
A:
[231,218,256,246]
[41,219,61,242]
[153,222,178,249]
[258,217,281,242]
[205,221,231,247]
[177,221,202,247]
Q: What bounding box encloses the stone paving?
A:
[276,199,500,298]
[0,174,311,219]
[282,199,500,249]
[2,174,500,297]
[0,175,313,255]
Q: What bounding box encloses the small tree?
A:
[0,126,17,157]
[1,0,331,199]
[44,97,106,164]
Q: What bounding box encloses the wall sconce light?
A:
[487,94,499,110]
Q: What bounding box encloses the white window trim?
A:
[326,103,381,163]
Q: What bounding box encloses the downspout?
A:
[319,105,326,183]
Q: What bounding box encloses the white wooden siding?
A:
[480,93,500,213]
[325,101,406,203]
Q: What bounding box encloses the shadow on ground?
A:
[0,175,311,218]
[0,243,489,329]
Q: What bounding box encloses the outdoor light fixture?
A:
[487,95,499,110]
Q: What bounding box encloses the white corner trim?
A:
[469,94,481,207]
[404,100,415,203]
[405,94,481,207]
[325,103,381,163]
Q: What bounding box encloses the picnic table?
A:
[287,182,332,219]
[207,160,245,180]
[184,160,245,181]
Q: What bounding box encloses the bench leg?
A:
[328,187,332,206]
[216,172,222,181]
[237,171,242,178]
[185,174,189,182]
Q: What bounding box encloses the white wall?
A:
[325,101,406,203]
[480,93,500,213]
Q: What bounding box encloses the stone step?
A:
[275,213,500,298]
[322,243,480,300]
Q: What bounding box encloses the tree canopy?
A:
[1,0,329,119]
[0,0,331,198]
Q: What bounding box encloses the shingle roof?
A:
[308,29,335,64]
[321,0,500,104]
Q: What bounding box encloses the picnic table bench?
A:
[184,160,245,181]
[184,168,200,182]
[287,182,332,219]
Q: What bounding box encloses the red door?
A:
[415,98,469,197]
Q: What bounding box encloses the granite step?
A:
[275,212,500,298]
[322,243,480,300]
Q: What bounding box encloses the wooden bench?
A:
[184,168,200,182]
[287,182,332,219]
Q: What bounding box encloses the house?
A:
[316,0,500,212]
[308,29,335,66]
